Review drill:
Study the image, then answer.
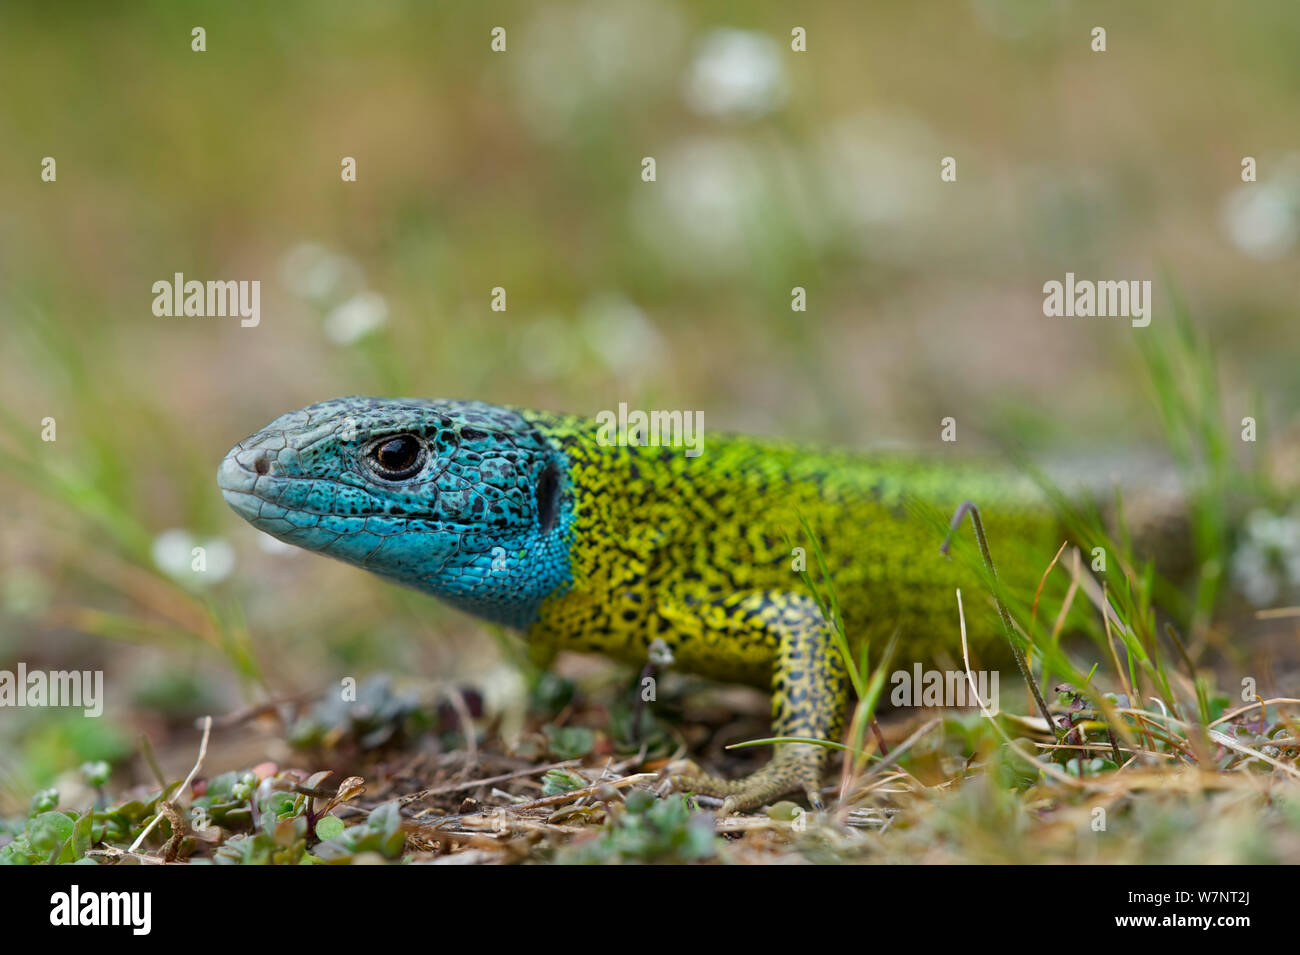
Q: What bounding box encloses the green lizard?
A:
[217,397,1185,812]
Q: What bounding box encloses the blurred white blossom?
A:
[579,295,666,378]
[512,0,684,138]
[324,291,389,345]
[152,529,234,586]
[1231,508,1300,606]
[632,136,767,272]
[280,242,364,303]
[1221,180,1299,260]
[816,112,949,261]
[684,29,787,120]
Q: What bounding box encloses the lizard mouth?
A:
[216,433,290,526]
[217,414,353,515]
[217,461,261,521]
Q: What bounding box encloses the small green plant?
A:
[310,801,406,863]
[287,674,434,751]
[0,807,95,866]
[542,724,596,760]
[558,792,718,864]
[541,768,588,797]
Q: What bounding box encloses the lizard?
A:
[216,396,1190,812]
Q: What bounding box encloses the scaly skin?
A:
[217,397,1124,812]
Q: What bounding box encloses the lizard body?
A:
[217,396,1178,810]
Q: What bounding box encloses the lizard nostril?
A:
[253,454,271,476]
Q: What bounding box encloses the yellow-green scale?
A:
[528,413,1067,685]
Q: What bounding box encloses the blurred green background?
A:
[1,0,1298,807]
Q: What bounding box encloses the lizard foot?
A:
[669,757,823,815]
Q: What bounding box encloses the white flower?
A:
[632,136,767,272]
[280,243,364,303]
[814,111,956,264]
[511,0,684,139]
[323,292,389,345]
[152,529,235,585]
[1231,508,1300,605]
[1232,544,1277,607]
[684,29,786,120]
[1221,183,1297,260]
[580,295,665,377]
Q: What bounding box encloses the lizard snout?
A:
[216,431,294,519]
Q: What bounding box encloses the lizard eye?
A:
[367,434,425,480]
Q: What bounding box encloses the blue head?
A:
[217,397,574,628]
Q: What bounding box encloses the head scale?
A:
[217,396,573,627]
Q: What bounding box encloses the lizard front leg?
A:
[670,593,850,814]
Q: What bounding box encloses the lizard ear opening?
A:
[536,462,560,534]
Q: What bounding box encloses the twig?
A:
[129,715,212,854]
[399,759,579,805]
[1209,698,1300,729]
[956,589,1081,787]
[426,772,657,824]
[137,734,168,790]
[869,717,889,756]
[504,772,656,811]
[860,717,941,783]
[207,690,320,729]
[1255,607,1300,619]
[443,684,479,768]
